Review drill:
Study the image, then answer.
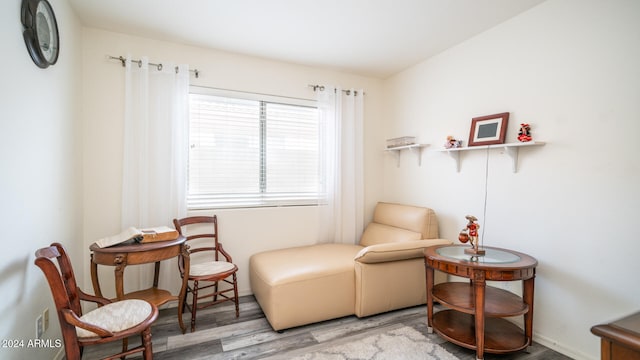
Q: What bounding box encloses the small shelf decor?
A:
[444,135,462,149]
[386,136,416,148]
[518,123,532,142]
[468,112,509,146]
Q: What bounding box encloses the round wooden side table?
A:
[90,236,190,333]
[425,245,537,360]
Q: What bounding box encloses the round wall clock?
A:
[21,0,59,68]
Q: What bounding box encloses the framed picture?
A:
[468,112,509,146]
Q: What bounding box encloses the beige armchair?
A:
[249,202,452,331]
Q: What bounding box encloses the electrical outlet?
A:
[43,308,49,331]
[36,314,43,339]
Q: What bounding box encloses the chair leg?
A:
[120,338,128,360]
[187,276,240,332]
[141,327,153,360]
[233,273,240,318]
[191,280,198,332]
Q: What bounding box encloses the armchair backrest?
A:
[35,243,84,318]
[34,243,84,358]
[173,215,233,272]
[173,215,219,251]
[359,202,439,247]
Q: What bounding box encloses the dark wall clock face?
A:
[21,0,59,68]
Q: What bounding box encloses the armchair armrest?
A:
[217,243,233,262]
[354,239,452,264]
[61,309,113,337]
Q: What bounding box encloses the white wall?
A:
[80,28,384,299]
[0,0,83,359]
[381,0,640,359]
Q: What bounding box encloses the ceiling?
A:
[68,0,545,79]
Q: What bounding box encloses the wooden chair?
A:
[173,215,239,332]
[34,243,159,360]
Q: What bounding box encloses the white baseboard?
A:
[533,332,595,360]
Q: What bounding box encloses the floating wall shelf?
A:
[385,144,429,167]
[436,141,545,173]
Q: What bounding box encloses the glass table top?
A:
[436,246,521,264]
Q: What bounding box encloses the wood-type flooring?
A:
[83,295,573,360]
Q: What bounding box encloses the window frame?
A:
[187,86,320,210]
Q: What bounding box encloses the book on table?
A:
[95,226,179,248]
[138,226,180,243]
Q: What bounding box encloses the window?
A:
[188,87,319,209]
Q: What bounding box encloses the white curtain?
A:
[317,86,365,244]
[121,56,189,289]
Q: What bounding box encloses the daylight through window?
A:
[188,87,319,209]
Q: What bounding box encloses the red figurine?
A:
[459,215,485,255]
[518,123,532,142]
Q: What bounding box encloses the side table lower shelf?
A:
[120,287,177,306]
[433,310,530,354]
[433,282,529,316]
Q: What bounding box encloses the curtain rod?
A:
[308,84,365,96]
[108,55,200,78]
[191,85,315,102]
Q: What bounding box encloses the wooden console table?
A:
[90,236,190,333]
[591,311,640,360]
[425,245,537,360]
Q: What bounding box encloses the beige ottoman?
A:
[249,243,362,331]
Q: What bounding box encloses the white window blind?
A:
[188,88,319,209]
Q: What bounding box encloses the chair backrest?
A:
[35,243,83,317]
[173,215,228,267]
[359,202,439,247]
[34,243,84,357]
